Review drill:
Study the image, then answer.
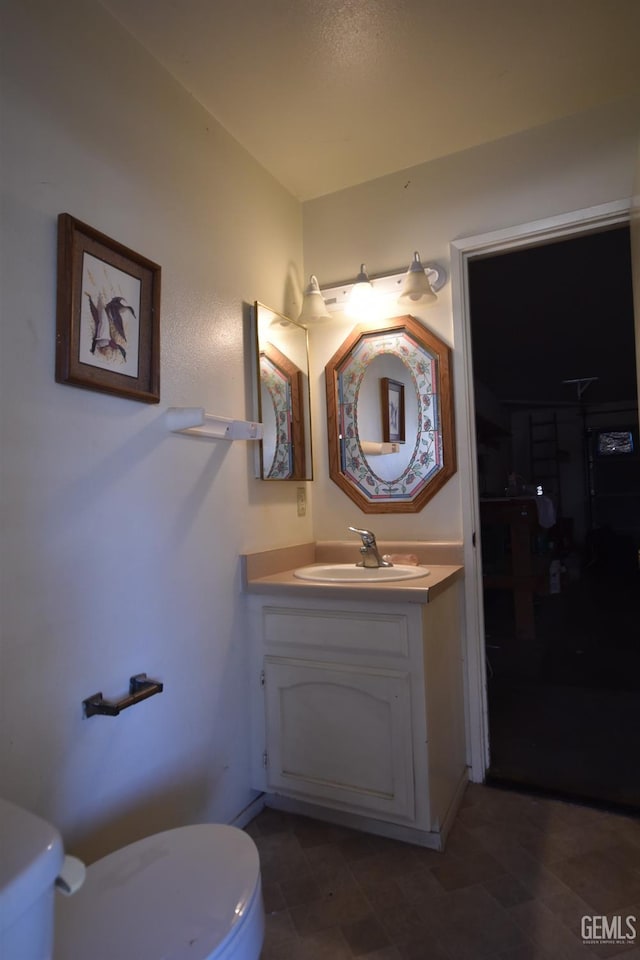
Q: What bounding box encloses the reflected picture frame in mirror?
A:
[325,315,456,513]
[381,377,405,444]
[254,302,313,481]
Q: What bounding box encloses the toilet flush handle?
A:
[55,855,86,896]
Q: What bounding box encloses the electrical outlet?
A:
[296,487,306,517]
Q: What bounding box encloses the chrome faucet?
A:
[348,526,393,568]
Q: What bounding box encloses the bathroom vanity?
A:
[243,542,466,850]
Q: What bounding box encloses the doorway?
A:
[468,227,640,811]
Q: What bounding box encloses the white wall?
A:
[0,0,307,861]
[303,97,639,542]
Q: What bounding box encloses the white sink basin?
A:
[293,563,430,583]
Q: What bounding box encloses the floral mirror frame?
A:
[325,315,456,513]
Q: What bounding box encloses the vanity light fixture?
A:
[398,251,438,304]
[346,263,376,318]
[319,256,446,316]
[296,274,331,324]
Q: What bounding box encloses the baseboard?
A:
[263,793,445,850]
[230,793,266,829]
[437,767,470,846]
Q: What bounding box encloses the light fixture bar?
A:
[320,263,445,313]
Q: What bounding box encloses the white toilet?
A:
[0,798,264,960]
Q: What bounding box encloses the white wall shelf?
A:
[166,407,263,441]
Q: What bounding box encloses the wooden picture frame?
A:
[56,213,161,403]
[381,377,405,443]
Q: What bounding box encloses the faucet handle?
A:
[348,525,377,546]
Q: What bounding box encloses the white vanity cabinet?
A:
[248,577,467,849]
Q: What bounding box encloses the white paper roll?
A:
[360,440,399,455]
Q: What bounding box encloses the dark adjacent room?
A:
[469,226,640,811]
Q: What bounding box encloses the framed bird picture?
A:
[56,213,161,403]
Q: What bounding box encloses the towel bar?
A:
[166,407,263,440]
[83,673,164,718]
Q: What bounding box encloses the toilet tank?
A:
[0,798,64,960]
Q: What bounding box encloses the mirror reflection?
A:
[254,302,312,480]
[325,315,456,513]
[359,355,416,479]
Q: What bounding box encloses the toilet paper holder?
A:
[83,673,164,718]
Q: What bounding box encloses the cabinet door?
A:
[263,657,415,822]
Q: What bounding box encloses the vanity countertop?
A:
[242,541,463,604]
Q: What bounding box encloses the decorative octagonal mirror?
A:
[325,315,456,513]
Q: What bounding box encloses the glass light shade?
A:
[346,263,376,318]
[297,274,331,324]
[398,252,437,304]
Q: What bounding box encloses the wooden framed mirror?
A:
[325,315,456,512]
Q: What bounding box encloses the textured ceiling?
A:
[100,0,640,200]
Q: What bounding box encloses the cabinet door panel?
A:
[264,657,415,821]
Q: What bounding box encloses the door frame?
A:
[449,198,632,782]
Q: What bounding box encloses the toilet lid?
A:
[54,824,260,960]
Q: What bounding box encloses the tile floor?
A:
[246,785,640,960]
